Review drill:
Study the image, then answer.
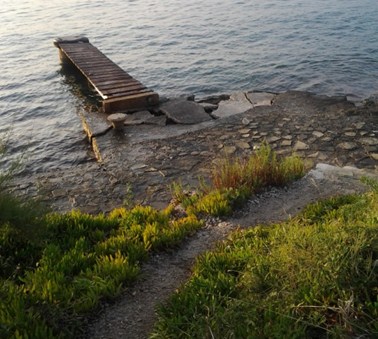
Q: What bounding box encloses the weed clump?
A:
[172,143,305,216]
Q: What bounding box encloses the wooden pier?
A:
[54,37,159,113]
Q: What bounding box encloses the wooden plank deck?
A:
[54,37,159,113]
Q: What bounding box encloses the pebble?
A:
[242,118,250,125]
[312,131,324,138]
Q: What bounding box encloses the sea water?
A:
[1,0,377,173]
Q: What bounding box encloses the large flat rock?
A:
[124,111,166,126]
[160,99,212,124]
[211,92,253,118]
[246,92,276,106]
[80,110,112,141]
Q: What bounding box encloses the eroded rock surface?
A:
[9,91,378,215]
[160,99,212,124]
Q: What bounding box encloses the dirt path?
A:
[85,164,377,339]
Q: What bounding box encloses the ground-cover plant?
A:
[152,184,378,338]
[0,206,202,338]
[172,143,305,216]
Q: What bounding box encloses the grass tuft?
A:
[172,143,305,217]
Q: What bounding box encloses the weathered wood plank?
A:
[97,80,143,92]
[101,85,147,96]
[106,88,153,99]
[103,92,159,112]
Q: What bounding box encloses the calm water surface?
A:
[1,0,378,173]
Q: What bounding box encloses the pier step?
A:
[54,37,159,112]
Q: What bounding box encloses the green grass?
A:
[151,184,378,338]
[0,207,202,338]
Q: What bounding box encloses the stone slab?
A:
[124,111,154,125]
[80,110,112,141]
[145,116,167,126]
[246,92,275,107]
[211,92,253,119]
[160,99,212,124]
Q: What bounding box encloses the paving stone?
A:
[281,140,292,147]
[236,141,251,149]
[337,142,358,150]
[360,137,378,146]
[160,99,212,124]
[354,122,366,129]
[294,141,309,151]
[267,136,281,143]
[223,146,237,154]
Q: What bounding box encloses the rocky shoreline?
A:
[9,90,378,214]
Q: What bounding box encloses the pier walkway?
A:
[54,37,159,112]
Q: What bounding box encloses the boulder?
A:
[246,92,275,106]
[160,100,212,124]
[211,92,253,119]
[124,111,155,125]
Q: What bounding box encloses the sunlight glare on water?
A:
[0,0,377,172]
